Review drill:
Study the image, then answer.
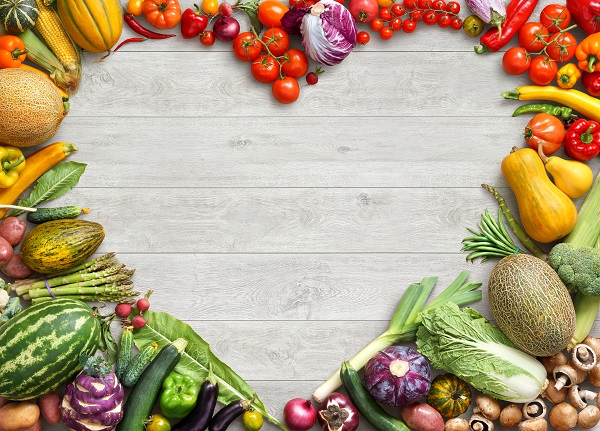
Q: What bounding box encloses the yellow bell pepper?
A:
[557,63,582,89]
[0,146,25,188]
[576,33,600,73]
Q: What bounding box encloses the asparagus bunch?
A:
[11,253,139,304]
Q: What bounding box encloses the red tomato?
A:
[422,10,437,25]
[445,1,459,14]
[142,0,182,29]
[261,28,290,57]
[379,26,393,39]
[528,55,558,85]
[391,4,405,17]
[410,9,422,22]
[349,0,378,22]
[518,22,549,52]
[379,7,392,21]
[416,0,430,8]
[200,30,215,45]
[431,0,445,9]
[502,46,531,75]
[390,17,402,31]
[450,17,462,30]
[251,54,280,83]
[524,113,565,155]
[232,32,262,61]
[272,77,300,104]
[402,19,416,32]
[403,0,417,9]
[540,3,571,33]
[437,13,451,27]
[356,31,371,44]
[547,31,577,63]
[257,0,289,27]
[281,48,308,78]
[370,18,384,31]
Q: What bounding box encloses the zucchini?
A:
[340,361,410,431]
[26,205,88,224]
[115,326,133,381]
[121,341,159,388]
[116,338,187,431]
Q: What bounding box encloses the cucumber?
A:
[121,341,159,388]
[26,205,88,224]
[116,338,187,431]
[340,361,410,431]
[115,326,133,381]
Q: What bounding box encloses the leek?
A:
[312,271,482,403]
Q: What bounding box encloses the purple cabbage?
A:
[465,0,506,32]
[364,346,431,407]
[282,0,356,66]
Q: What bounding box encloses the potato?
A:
[20,419,41,431]
[37,392,61,425]
[0,254,33,280]
[0,402,40,431]
[0,217,26,247]
[0,398,8,410]
[0,237,13,265]
[400,403,444,431]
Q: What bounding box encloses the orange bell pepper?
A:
[0,35,27,69]
[576,32,600,73]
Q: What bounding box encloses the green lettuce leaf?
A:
[133,310,287,430]
[416,303,547,403]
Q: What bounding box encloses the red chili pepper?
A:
[474,0,538,54]
[123,13,177,39]
[99,37,145,61]
[564,119,600,161]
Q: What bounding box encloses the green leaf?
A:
[100,319,118,365]
[235,0,263,33]
[8,161,87,217]
[133,310,288,430]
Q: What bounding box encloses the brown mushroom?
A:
[577,405,600,429]
[469,414,494,431]
[542,377,567,404]
[518,418,548,431]
[589,364,600,387]
[568,385,598,409]
[541,352,568,374]
[571,344,597,371]
[554,364,585,390]
[583,335,600,359]
[500,404,522,428]
[549,402,578,431]
[445,418,469,431]
[472,394,500,421]
[522,398,546,420]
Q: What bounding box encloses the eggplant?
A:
[465,0,506,33]
[209,400,251,431]
[172,380,219,431]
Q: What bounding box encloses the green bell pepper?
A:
[159,371,200,419]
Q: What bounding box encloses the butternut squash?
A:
[501,147,577,243]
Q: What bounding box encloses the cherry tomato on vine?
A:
[201,0,218,15]
[416,0,430,8]
[445,1,459,14]
[502,46,531,75]
[391,4,405,16]
[356,31,371,44]
[379,7,392,21]
[232,32,262,62]
[540,4,571,33]
[529,55,558,85]
[518,22,549,53]
[403,0,417,9]
[200,30,215,46]
[402,19,416,32]
[349,0,378,22]
[281,48,308,78]
[257,0,289,27]
[431,0,445,10]
[251,54,280,83]
[370,18,384,31]
[462,14,484,36]
[261,28,290,57]
[390,17,402,30]
[437,13,451,27]
[423,10,437,25]
[377,0,393,7]
[410,9,422,22]
[450,16,462,30]
[272,77,300,104]
[547,31,577,63]
[379,26,393,39]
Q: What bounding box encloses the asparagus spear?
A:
[15,269,135,296]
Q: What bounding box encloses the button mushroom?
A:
[472,394,500,421]
[542,377,567,404]
[577,405,600,429]
[568,385,598,409]
[583,336,600,359]
[540,352,568,374]
[522,398,546,420]
[589,363,600,387]
[553,364,585,390]
[518,418,548,431]
[445,418,469,431]
[571,344,597,372]
[499,404,522,428]
[549,402,578,431]
[469,414,493,431]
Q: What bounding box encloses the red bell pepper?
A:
[582,71,600,97]
[566,0,600,35]
[180,5,208,39]
[564,119,600,161]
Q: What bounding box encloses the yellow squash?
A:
[56,0,123,54]
[537,143,593,199]
[501,147,577,243]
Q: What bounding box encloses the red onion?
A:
[283,398,317,431]
[213,16,240,42]
[317,393,359,431]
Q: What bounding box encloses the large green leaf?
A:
[133,310,287,430]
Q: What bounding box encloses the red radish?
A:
[115,303,132,318]
[136,290,154,313]
[132,315,147,328]
[218,2,233,16]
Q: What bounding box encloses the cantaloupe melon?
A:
[0,68,68,147]
[488,254,576,357]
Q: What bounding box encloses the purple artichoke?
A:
[364,346,431,406]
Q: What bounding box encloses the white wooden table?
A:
[43,0,600,429]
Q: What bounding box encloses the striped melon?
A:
[56,0,122,53]
[0,299,101,400]
[0,0,38,32]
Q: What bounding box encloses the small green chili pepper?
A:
[512,103,577,121]
[159,371,200,419]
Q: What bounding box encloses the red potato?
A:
[0,398,8,409]
[0,237,12,265]
[37,392,61,425]
[0,254,33,280]
[400,403,444,431]
[0,217,26,247]
[0,402,40,431]
[21,418,41,431]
